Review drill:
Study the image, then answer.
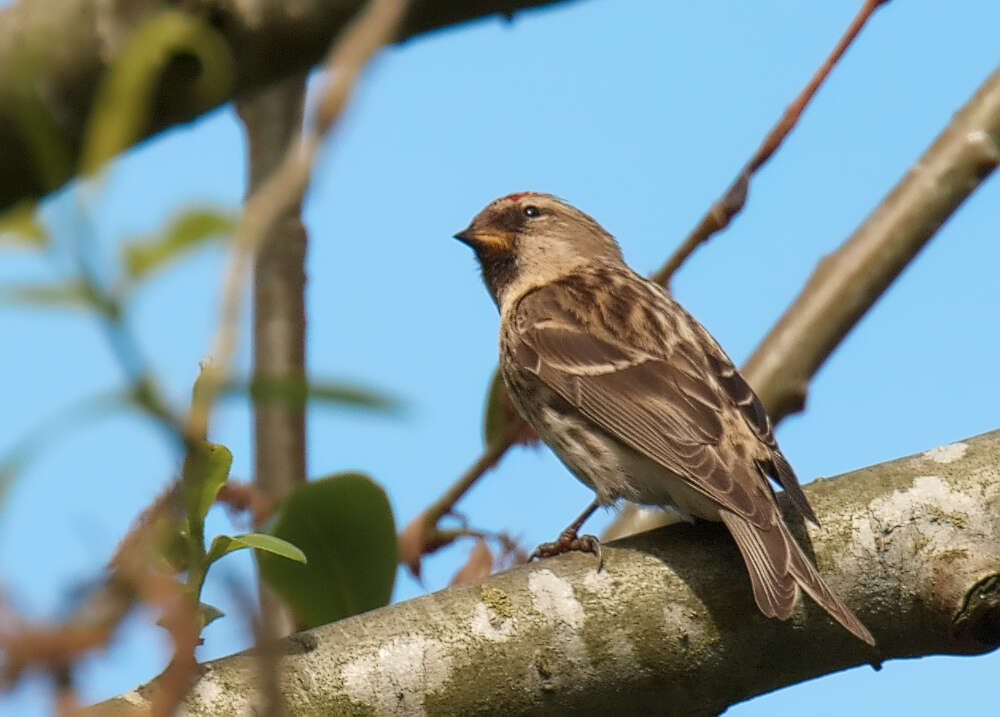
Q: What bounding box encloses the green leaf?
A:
[258,472,396,629]
[482,367,536,448]
[81,11,234,173]
[482,367,513,447]
[0,282,113,313]
[221,376,400,413]
[206,532,306,566]
[182,441,233,542]
[0,200,47,247]
[123,208,235,280]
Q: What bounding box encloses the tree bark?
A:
[0,0,580,212]
[96,429,1000,715]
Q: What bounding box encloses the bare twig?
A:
[426,435,519,525]
[216,480,274,525]
[652,0,890,286]
[398,433,517,576]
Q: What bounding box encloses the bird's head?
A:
[454,192,623,309]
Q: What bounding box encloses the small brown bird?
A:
[455,192,874,645]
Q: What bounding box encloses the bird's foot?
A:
[529,529,603,571]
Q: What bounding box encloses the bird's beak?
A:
[453,226,514,255]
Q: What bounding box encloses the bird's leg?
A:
[529,500,603,570]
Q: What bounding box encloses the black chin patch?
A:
[479,252,518,303]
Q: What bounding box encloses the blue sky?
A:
[2,0,999,713]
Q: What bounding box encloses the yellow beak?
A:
[453,226,514,255]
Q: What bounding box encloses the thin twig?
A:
[427,435,517,524]
[652,0,890,286]
[398,433,517,576]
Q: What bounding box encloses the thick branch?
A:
[97,429,1000,715]
[0,0,579,211]
[744,63,1000,421]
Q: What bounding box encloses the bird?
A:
[453,191,875,646]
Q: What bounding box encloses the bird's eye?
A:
[523,205,541,218]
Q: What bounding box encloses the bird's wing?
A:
[513,280,779,528]
[688,321,817,523]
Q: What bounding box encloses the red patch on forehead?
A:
[500,191,543,203]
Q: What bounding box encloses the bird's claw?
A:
[529,529,604,571]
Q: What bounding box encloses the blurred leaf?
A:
[206,532,306,566]
[123,208,235,280]
[82,11,234,173]
[0,200,47,247]
[198,602,225,629]
[8,60,74,191]
[0,281,113,314]
[157,600,224,633]
[182,441,233,542]
[450,539,494,585]
[258,472,396,629]
[159,520,191,573]
[222,376,400,413]
[482,367,538,448]
[482,367,508,447]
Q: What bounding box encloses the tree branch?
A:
[652,0,890,286]
[94,429,1000,715]
[0,0,581,211]
[744,62,1000,422]
[237,73,310,714]
[239,76,309,513]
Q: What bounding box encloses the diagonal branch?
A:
[92,429,1000,715]
[652,0,890,285]
[744,63,1000,422]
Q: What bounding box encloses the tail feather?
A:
[719,510,875,646]
[766,452,819,525]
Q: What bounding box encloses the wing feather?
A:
[514,282,774,525]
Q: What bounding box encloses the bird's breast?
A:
[499,342,718,520]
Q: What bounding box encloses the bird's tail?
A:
[719,509,875,646]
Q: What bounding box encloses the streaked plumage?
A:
[455,192,874,646]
